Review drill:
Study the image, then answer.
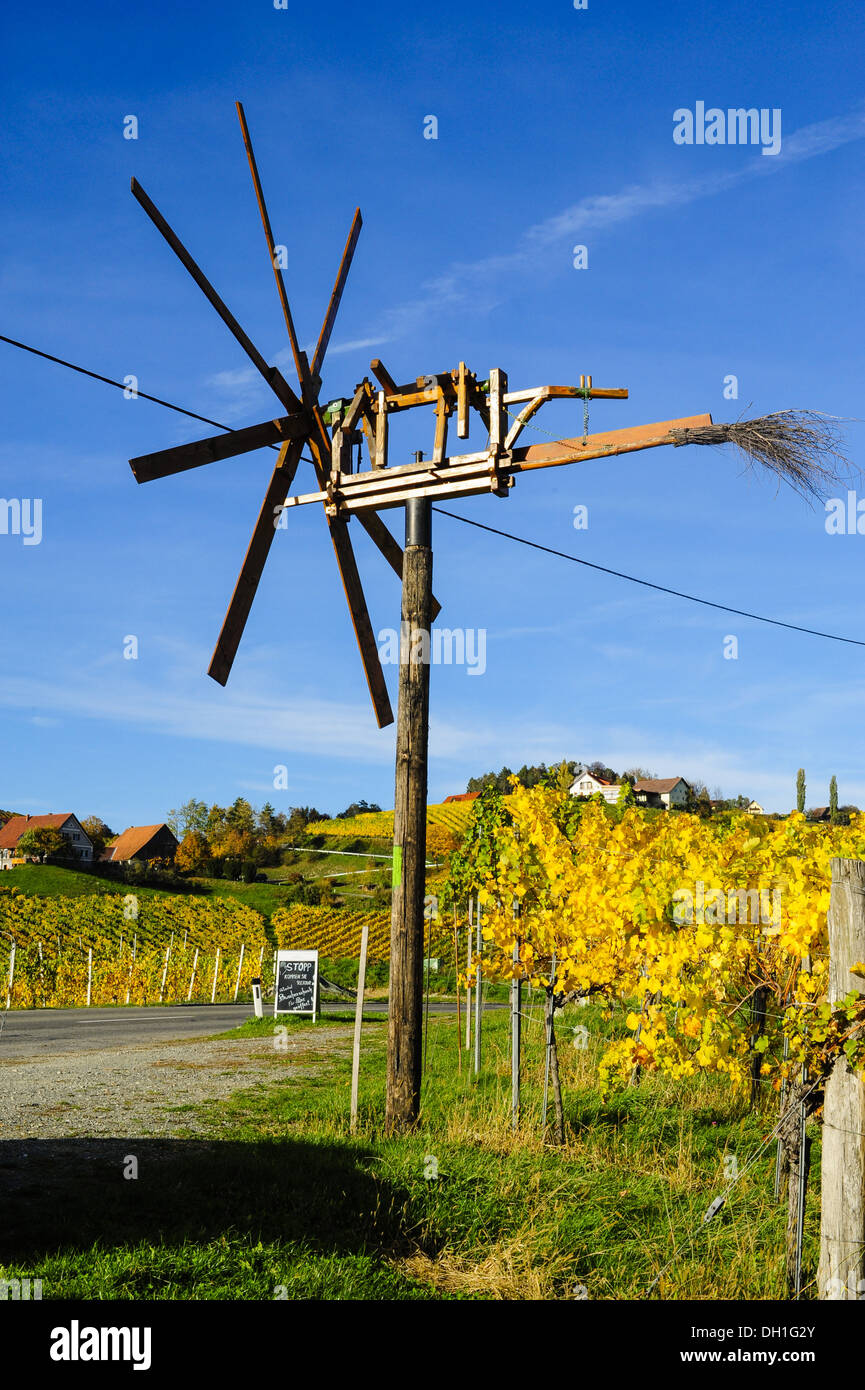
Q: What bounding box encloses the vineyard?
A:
[0,889,456,1006]
[308,800,475,847]
[272,903,451,962]
[0,886,271,1008]
[471,787,865,1093]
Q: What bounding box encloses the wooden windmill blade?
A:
[208,444,394,728]
[130,413,309,484]
[235,102,309,399]
[310,207,363,384]
[130,177,301,417]
[228,108,399,725]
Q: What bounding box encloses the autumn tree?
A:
[175,831,213,875]
[80,816,114,859]
[17,827,68,862]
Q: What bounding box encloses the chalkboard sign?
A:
[274,950,319,1019]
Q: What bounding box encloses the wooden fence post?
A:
[817,857,865,1299]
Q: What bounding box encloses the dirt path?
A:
[0,1026,356,1142]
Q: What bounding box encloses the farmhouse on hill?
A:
[100,823,179,864]
[442,792,479,804]
[569,767,622,805]
[632,777,690,809]
[0,812,94,868]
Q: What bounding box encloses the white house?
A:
[0,813,93,868]
[746,800,764,815]
[569,767,622,805]
[633,777,690,810]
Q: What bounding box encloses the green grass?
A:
[0,997,819,1301]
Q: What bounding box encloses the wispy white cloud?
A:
[341,105,865,351]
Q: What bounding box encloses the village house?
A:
[632,777,691,810]
[0,813,93,868]
[568,767,622,805]
[100,823,179,864]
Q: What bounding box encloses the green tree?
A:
[227,798,256,836]
[796,769,806,815]
[337,800,382,818]
[167,799,209,839]
[830,775,839,825]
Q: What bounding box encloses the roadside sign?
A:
[274,950,319,1020]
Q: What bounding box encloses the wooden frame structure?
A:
[128,104,714,1130]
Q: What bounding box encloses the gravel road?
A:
[0,1025,357,1143]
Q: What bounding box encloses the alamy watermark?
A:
[377,624,486,675]
[1,498,42,545]
[673,103,781,156]
[825,491,865,534]
[673,880,781,927]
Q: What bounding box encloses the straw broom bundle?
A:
[670,410,851,501]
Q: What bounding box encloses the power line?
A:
[432,507,865,650]
[0,333,255,435]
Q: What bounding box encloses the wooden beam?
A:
[130,177,301,415]
[279,413,715,512]
[341,380,372,434]
[512,414,713,472]
[129,413,310,484]
[374,391,389,469]
[488,368,508,454]
[504,389,550,450]
[432,389,451,464]
[370,359,399,396]
[208,439,304,686]
[503,385,629,404]
[311,209,363,382]
[457,361,470,439]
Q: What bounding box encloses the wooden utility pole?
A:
[817,857,865,1299]
[385,497,432,1131]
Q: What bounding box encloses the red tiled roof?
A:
[0,813,76,850]
[442,792,480,804]
[104,824,177,861]
[634,778,687,794]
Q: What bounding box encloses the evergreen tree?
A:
[830,775,839,825]
[796,768,806,815]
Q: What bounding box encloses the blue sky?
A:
[2,0,864,828]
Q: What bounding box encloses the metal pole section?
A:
[385,495,432,1132]
[350,916,370,1133]
[465,901,472,1051]
[795,1064,809,1296]
[542,952,557,1133]
[474,896,482,1075]
[511,922,521,1132]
